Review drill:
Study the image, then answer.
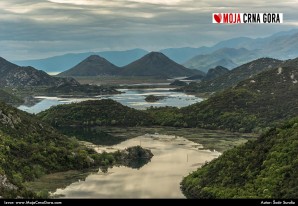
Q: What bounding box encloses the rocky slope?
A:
[0,57,78,87]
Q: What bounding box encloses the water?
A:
[54,134,220,198]
[18,88,202,114]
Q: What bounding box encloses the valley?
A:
[0,29,298,199]
[25,127,253,198]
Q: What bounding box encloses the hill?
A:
[119,52,199,78]
[181,117,298,198]
[0,57,78,87]
[45,82,120,96]
[204,66,229,81]
[149,57,298,132]
[38,99,154,127]
[0,101,105,197]
[0,101,153,198]
[58,55,120,77]
[182,60,298,131]
[183,48,257,72]
[179,58,283,93]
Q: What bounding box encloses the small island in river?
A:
[145,95,166,102]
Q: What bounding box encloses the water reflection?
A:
[55,134,220,198]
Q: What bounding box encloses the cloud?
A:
[0,0,297,60]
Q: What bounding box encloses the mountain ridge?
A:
[0,57,78,87]
[178,57,283,93]
[15,49,148,73]
[12,29,298,73]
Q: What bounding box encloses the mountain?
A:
[180,57,298,132]
[183,48,257,72]
[164,29,298,66]
[149,57,298,132]
[213,29,298,60]
[0,57,78,87]
[14,49,148,73]
[58,55,120,77]
[179,57,283,93]
[160,46,216,64]
[119,52,200,78]
[181,117,298,198]
[12,29,298,74]
[204,66,229,81]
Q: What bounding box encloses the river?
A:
[18,88,202,114]
[53,134,220,198]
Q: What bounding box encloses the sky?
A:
[0,0,298,60]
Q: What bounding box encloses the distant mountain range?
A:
[59,52,200,78]
[178,58,283,93]
[154,56,298,132]
[15,49,148,73]
[183,48,256,72]
[12,29,298,73]
[0,57,78,87]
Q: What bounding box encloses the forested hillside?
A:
[181,117,298,198]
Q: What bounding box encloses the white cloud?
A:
[47,0,98,5]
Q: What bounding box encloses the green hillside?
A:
[181,117,298,198]
[38,99,154,127]
[0,101,151,198]
[0,89,23,105]
[182,64,298,132]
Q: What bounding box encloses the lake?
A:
[53,134,220,198]
[18,88,202,114]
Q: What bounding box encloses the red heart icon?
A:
[214,13,222,23]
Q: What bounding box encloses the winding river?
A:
[53,134,220,198]
[18,88,202,114]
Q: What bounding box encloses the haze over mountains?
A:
[13,29,298,73]
[59,52,200,78]
[15,49,148,73]
[183,48,256,72]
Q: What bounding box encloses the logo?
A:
[212,13,283,24]
[213,13,222,23]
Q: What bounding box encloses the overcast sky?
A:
[0,0,297,60]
